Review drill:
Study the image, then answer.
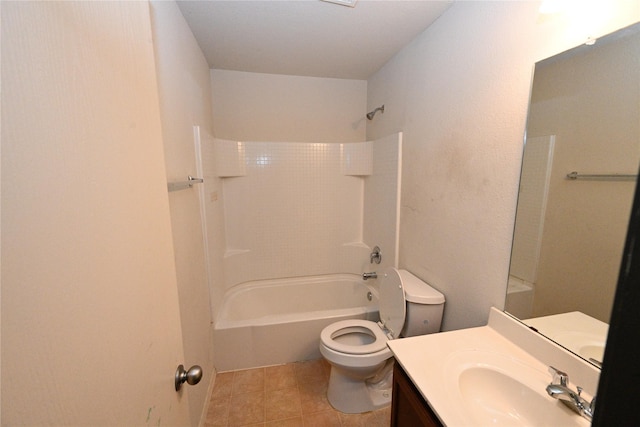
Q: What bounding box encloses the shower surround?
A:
[199,132,402,370]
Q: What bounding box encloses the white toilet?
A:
[319,267,445,413]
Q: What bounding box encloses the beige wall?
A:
[211,69,367,142]
[1,2,189,425]
[149,2,219,425]
[366,1,640,331]
[528,31,640,322]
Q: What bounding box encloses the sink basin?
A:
[388,309,600,427]
[445,351,589,426]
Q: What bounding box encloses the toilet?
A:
[319,267,445,413]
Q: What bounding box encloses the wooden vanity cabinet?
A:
[391,361,444,427]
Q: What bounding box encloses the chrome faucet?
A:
[370,246,382,264]
[362,272,377,280]
[546,366,596,421]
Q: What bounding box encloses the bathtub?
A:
[213,274,380,371]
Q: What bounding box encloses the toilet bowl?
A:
[319,267,445,413]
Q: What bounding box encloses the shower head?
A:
[366,105,384,120]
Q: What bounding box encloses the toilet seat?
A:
[320,268,408,356]
[320,319,389,355]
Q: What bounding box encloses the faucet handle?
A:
[548,366,569,386]
[370,246,382,264]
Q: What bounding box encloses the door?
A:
[1,2,190,425]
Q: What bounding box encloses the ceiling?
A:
[177,0,454,80]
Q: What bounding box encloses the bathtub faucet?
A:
[362,272,377,280]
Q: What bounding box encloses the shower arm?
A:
[366,105,384,120]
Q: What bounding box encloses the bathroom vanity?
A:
[388,308,598,426]
[391,362,442,427]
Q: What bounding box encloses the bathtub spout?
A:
[363,272,377,280]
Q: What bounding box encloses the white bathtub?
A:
[213,274,380,371]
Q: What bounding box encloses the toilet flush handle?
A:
[175,364,203,391]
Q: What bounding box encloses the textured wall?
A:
[366,1,640,331]
[149,1,218,424]
[211,69,367,143]
[2,2,188,424]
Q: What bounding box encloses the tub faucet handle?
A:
[363,272,377,280]
[370,246,382,264]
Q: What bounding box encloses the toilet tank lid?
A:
[399,270,445,304]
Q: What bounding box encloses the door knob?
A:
[175,364,203,391]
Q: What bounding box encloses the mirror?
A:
[505,22,640,366]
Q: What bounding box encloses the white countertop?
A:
[388,308,599,426]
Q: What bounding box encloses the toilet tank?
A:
[398,270,445,337]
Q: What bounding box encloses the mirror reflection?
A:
[505,22,640,366]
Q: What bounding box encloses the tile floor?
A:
[204,358,391,427]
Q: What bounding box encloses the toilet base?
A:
[326,359,394,413]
